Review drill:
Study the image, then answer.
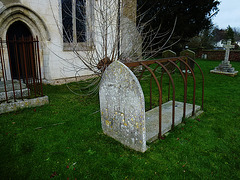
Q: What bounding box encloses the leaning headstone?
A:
[99,61,147,152]
[180,49,195,72]
[210,40,238,76]
[162,50,177,73]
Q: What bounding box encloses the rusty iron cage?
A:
[124,57,204,139]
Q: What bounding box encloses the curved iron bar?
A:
[159,66,171,102]
[186,57,204,110]
[140,62,164,139]
[168,60,187,119]
[178,57,196,116]
[160,71,164,96]
[149,64,160,109]
[137,66,147,81]
[156,61,176,129]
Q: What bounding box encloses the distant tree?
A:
[200,28,214,49]
[137,0,220,54]
[226,25,235,43]
[188,25,215,49]
[188,36,202,49]
[212,26,226,42]
[233,28,240,41]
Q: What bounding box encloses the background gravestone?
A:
[162,50,177,73]
[99,61,147,152]
[162,50,176,58]
[180,49,195,71]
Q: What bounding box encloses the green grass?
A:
[0,59,240,179]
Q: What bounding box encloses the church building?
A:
[0,0,138,84]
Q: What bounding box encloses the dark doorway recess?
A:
[6,21,35,79]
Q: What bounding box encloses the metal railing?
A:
[0,36,43,103]
[124,56,204,139]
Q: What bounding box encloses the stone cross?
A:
[224,40,235,63]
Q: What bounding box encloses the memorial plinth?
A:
[211,40,238,77]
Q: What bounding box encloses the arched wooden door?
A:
[6,21,35,79]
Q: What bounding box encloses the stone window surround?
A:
[61,0,94,51]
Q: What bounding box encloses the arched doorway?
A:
[6,21,35,79]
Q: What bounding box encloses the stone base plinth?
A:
[145,101,202,143]
[210,70,238,77]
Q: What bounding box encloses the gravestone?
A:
[180,49,195,72]
[162,50,177,73]
[210,40,238,76]
[99,61,147,152]
[99,61,202,152]
[162,50,176,58]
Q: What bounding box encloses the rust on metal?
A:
[156,61,176,129]
[187,57,205,110]
[0,36,44,104]
[178,57,196,116]
[124,56,204,140]
[168,60,187,119]
[140,62,163,139]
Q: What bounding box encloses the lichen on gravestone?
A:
[99,61,147,152]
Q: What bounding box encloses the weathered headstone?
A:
[99,61,147,152]
[162,50,176,58]
[99,61,202,152]
[180,49,195,72]
[210,40,238,76]
[162,50,177,73]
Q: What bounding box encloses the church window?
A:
[62,0,90,50]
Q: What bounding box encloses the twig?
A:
[35,122,65,130]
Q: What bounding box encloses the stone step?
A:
[0,80,27,92]
[0,88,29,101]
[0,80,29,101]
[146,101,202,143]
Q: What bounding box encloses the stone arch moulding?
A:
[0,3,51,80]
[0,4,50,41]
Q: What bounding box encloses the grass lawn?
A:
[0,59,239,179]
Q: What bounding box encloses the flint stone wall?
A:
[99,61,147,152]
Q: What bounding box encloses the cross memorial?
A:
[210,40,238,76]
[223,40,235,64]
